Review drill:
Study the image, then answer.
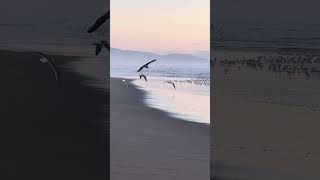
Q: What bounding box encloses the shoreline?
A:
[111,77,210,180]
[128,77,210,125]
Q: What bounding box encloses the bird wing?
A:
[167,81,176,89]
[87,11,110,33]
[143,75,147,81]
[137,66,144,72]
[145,59,156,66]
[169,82,175,89]
[34,52,59,84]
[47,60,59,83]
[138,59,156,72]
[95,44,103,55]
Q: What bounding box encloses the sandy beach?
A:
[211,47,320,180]
[110,78,210,180]
[0,50,108,179]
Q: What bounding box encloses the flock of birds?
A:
[90,11,110,55]
[213,52,320,78]
[34,11,110,86]
[121,59,176,89]
[34,10,178,92]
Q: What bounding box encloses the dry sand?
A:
[110,78,210,180]
[211,48,320,180]
[0,50,108,179]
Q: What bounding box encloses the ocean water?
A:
[213,20,320,50]
[132,77,210,124]
[111,51,210,124]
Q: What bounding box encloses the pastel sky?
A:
[111,0,209,54]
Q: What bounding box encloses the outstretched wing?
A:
[137,65,144,72]
[95,44,103,55]
[88,11,110,33]
[145,59,156,66]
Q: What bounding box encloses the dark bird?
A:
[137,59,156,72]
[34,52,59,85]
[139,74,147,82]
[165,81,176,89]
[88,11,110,33]
[93,41,110,55]
[93,43,103,55]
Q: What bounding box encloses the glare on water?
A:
[132,77,210,124]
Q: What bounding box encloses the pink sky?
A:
[111,0,209,54]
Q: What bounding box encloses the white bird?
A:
[139,74,147,82]
[137,59,156,72]
[165,81,176,89]
[34,52,59,85]
[122,79,128,88]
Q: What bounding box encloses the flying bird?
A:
[34,52,59,85]
[93,41,110,55]
[122,79,128,88]
[165,81,176,89]
[101,40,110,51]
[93,43,103,55]
[139,74,147,82]
[88,11,110,33]
[137,59,156,72]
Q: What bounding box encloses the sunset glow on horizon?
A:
[111,0,209,54]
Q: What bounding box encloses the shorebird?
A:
[87,11,110,33]
[137,59,156,72]
[122,79,128,88]
[139,74,147,82]
[165,81,176,89]
[34,52,59,85]
[93,41,110,55]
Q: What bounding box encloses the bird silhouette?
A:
[93,43,103,55]
[88,11,109,33]
[139,74,147,82]
[34,52,59,85]
[137,59,156,72]
[93,41,109,55]
[165,81,176,89]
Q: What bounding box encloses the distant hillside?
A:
[111,48,209,63]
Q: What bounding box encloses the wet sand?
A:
[110,78,210,180]
[211,48,320,180]
[0,50,108,179]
